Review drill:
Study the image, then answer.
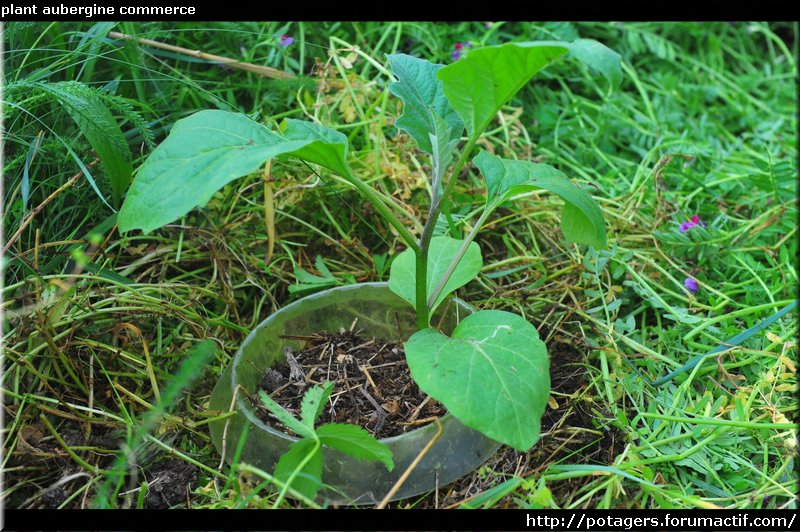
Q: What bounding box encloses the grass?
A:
[1,21,797,510]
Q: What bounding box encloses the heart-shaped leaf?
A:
[405,310,550,451]
[118,110,351,234]
[438,43,568,139]
[438,40,621,140]
[387,54,463,156]
[473,150,606,249]
[388,235,481,313]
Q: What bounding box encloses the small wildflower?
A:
[678,214,705,233]
[684,277,699,293]
[452,41,473,61]
[279,34,294,47]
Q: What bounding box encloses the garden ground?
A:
[2,21,797,509]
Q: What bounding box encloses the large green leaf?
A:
[437,40,621,140]
[279,119,351,177]
[117,110,351,234]
[386,54,463,155]
[38,81,133,206]
[388,235,481,313]
[473,150,606,249]
[437,43,568,139]
[316,423,394,471]
[405,310,549,451]
[273,439,323,500]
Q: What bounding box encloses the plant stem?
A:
[414,250,429,328]
[427,206,492,308]
[414,199,437,327]
[343,173,419,253]
[413,154,445,329]
[413,138,478,329]
[428,136,478,240]
[263,161,276,265]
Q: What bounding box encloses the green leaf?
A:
[38,81,132,206]
[288,256,343,294]
[386,54,463,155]
[473,150,606,249]
[316,423,394,471]
[438,43,569,139]
[437,40,621,140]
[428,113,460,191]
[117,110,351,234]
[279,119,351,177]
[405,310,550,451]
[21,132,44,213]
[300,381,334,430]
[388,235,482,313]
[313,255,333,278]
[273,439,323,500]
[258,390,315,439]
[564,39,622,90]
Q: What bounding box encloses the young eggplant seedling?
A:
[118,40,620,452]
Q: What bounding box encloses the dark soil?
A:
[254,329,443,439]
[251,325,629,509]
[6,419,198,509]
[534,341,628,501]
[144,458,199,509]
[39,486,70,509]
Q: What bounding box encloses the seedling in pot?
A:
[257,381,394,502]
[118,40,619,452]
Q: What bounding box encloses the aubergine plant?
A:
[118,40,620,451]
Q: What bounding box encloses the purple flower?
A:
[279,34,293,47]
[684,277,699,293]
[452,41,473,61]
[678,214,705,233]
